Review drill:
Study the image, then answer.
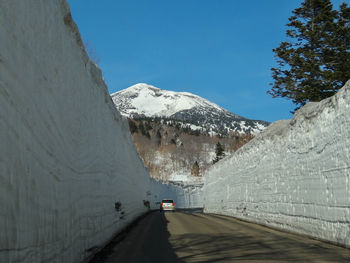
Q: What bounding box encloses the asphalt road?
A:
[91,210,350,263]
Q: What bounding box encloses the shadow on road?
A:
[170,217,350,262]
[89,211,185,263]
[171,233,306,262]
[142,212,186,263]
[176,208,204,214]
[88,211,350,263]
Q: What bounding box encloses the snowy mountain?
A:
[111,83,269,134]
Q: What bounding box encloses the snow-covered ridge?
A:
[111,83,269,134]
[204,80,350,248]
[112,83,225,117]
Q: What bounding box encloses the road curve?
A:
[90,210,350,263]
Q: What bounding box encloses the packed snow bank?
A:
[0,1,188,262]
[204,80,350,247]
[149,179,204,210]
[171,182,204,209]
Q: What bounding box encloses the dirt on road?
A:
[90,210,350,263]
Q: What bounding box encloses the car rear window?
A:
[162,199,174,203]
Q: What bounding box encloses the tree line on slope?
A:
[127,118,253,180]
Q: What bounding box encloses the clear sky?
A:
[67,0,346,122]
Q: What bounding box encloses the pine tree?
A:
[326,3,350,88]
[156,129,162,146]
[138,122,146,135]
[128,119,138,134]
[269,0,350,111]
[213,142,225,164]
[191,161,200,177]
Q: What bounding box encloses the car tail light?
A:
[161,202,163,206]
[172,202,175,206]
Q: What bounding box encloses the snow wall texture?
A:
[0,1,197,262]
[204,80,350,248]
[172,182,204,209]
[149,180,203,209]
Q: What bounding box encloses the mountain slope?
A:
[126,117,254,181]
[110,83,269,181]
[111,83,269,134]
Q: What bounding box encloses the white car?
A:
[160,199,176,212]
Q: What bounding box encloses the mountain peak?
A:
[111,83,269,134]
[112,83,226,117]
[125,83,160,92]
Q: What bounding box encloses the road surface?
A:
[90,210,350,262]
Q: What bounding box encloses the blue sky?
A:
[67,0,346,122]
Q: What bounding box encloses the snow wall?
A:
[203,80,350,247]
[172,182,204,209]
[149,180,204,209]
[0,1,197,262]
